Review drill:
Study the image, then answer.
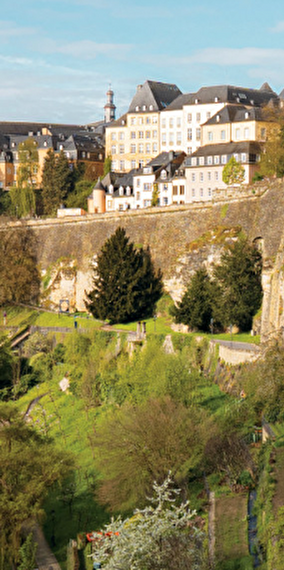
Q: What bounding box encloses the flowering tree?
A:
[90,475,206,570]
[222,156,245,186]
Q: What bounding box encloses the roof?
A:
[184,141,262,164]
[163,93,194,111]
[128,80,182,113]
[180,84,279,107]
[204,105,265,126]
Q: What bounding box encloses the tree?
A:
[42,149,73,215]
[0,333,14,395]
[0,403,74,569]
[103,155,112,177]
[213,238,262,331]
[91,475,206,570]
[92,397,208,511]
[0,225,40,306]
[18,533,37,570]
[86,227,163,324]
[222,156,245,185]
[258,105,284,178]
[10,139,39,217]
[172,268,216,332]
[151,183,159,207]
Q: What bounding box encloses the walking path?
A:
[23,521,61,570]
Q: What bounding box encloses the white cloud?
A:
[0,20,36,38]
[54,39,132,60]
[270,21,284,33]
[169,47,284,67]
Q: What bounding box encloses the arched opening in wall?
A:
[253,236,264,253]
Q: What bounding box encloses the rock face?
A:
[1,181,284,338]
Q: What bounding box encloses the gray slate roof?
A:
[128,81,182,113]
[184,141,262,165]
[204,105,265,126]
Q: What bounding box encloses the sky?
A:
[1,0,284,125]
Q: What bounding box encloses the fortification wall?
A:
[1,181,284,338]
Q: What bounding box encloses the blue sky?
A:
[1,0,284,124]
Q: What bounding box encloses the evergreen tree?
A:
[86,227,163,324]
[213,238,262,331]
[18,533,37,570]
[42,150,73,215]
[172,268,215,332]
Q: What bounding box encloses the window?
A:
[192,188,195,197]
[153,130,157,138]
[138,144,143,153]
[187,128,192,141]
[199,157,204,166]
[169,133,174,145]
[138,131,144,139]
[111,145,116,155]
[215,172,219,180]
[143,183,151,191]
[221,155,226,164]
[169,118,174,128]
[192,173,196,182]
[162,118,166,128]
[173,186,178,195]
[130,117,136,125]
[146,131,151,138]
[187,147,192,154]
[163,183,168,191]
[131,144,136,153]
[200,188,203,197]
[200,172,204,182]
[208,188,212,197]
[138,117,143,125]
[136,178,141,187]
[208,131,213,141]
[208,171,211,180]
[176,132,182,145]
[111,160,116,170]
[146,117,151,124]
[119,132,125,140]
[119,145,124,154]
[111,133,116,140]
[196,128,201,140]
[152,116,158,123]
[130,131,136,139]
[187,113,192,122]
[107,200,112,209]
[207,156,212,165]
[131,160,136,169]
[146,144,151,154]
[261,127,266,140]
[136,191,140,200]
[196,113,201,122]
[214,156,219,164]
[119,186,124,196]
[221,130,226,140]
[244,127,249,139]
[82,151,86,158]
[152,143,158,153]
[191,157,196,166]
[163,197,168,205]
[119,161,125,171]
[162,133,166,144]
[241,153,246,162]
[235,128,241,140]
[177,117,181,128]
[180,185,185,195]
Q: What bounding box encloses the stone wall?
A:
[1,181,284,338]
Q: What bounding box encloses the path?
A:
[23,521,61,570]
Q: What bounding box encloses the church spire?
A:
[104,85,116,123]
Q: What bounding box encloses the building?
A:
[105,80,182,173]
[184,141,262,203]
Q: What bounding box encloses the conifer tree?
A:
[172,268,216,332]
[42,150,73,215]
[86,227,163,324]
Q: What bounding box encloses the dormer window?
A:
[216,115,220,122]
[149,105,153,111]
[43,141,47,147]
[142,105,146,111]
[109,184,113,194]
[161,169,167,180]
[195,98,199,104]
[119,186,124,196]
[245,111,249,119]
[59,144,63,151]
[214,96,219,102]
[135,106,140,112]
[250,100,254,105]
[126,186,131,196]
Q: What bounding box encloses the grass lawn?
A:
[215,493,253,569]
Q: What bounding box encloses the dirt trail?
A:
[31,523,61,570]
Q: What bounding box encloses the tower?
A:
[104,85,116,123]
